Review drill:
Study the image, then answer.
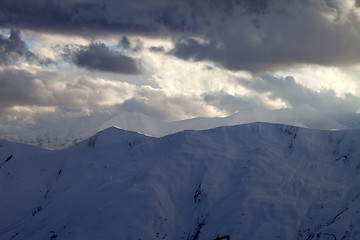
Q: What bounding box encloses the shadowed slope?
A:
[1,123,360,239]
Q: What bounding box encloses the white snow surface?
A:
[0,105,356,149]
[1,122,360,240]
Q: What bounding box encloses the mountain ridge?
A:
[1,106,358,149]
[1,122,360,239]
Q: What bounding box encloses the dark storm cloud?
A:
[0,0,274,36]
[1,0,360,71]
[239,74,360,113]
[0,1,113,33]
[169,1,360,71]
[0,0,200,35]
[73,42,141,74]
[171,10,360,72]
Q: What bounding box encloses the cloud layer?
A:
[2,0,360,71]
[171,1,360,71]
[238,74,360,113]
[0,0,359,134]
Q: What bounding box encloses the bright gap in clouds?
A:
[276,65,360,98]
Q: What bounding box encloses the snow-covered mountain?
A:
[1,106,358,149]
[1,123,360,239]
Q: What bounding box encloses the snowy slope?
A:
[1,123,360,240]
[0,106,355,149]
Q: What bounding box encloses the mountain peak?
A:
[1,108,358,149]
[1,123,360,239]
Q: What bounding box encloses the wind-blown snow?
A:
[1,106,357,149]
[1,123,360,239]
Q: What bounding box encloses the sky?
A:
[1,0,360,134]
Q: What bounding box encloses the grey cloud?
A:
[0,69,58,111]
[170,1,360,71]
[117,88,210,121]
[203,91,269,114]
[0,29,53,65]
[118,36,143,52]
[0,105,107,135]
[0,68,134,114]
[1,1,111,34]
[73,43,141,74]
[117,97,170,120]
[0,29,36,64]
[149,46,165,53]
[239,74,360,113]
[0,69,34,108]
[235,0,269,14]
[2,0,360,71]
[171,13,360,72]
[119,36,131,49]
[0,0,200,35]
[0,69,71,113]
[0,0,274,36]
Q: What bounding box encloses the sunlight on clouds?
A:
[15,31,359,118]
[33,45,58,62]
[51,75,138,107]
[17,63,44,73]
[319,0,360,24]
[89,77,137,105]
[1,27,359,128]
[8,106,57,124]
[342,64,360,87]
[144,48,249,97]
[11,105,56,114]
[276,65,359,97]
[262,93,289,109]
[30,31,91,47]
[13,33,292,120]
[339,0,360,18]
[142,50,261,118]
[21,30,91,64]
